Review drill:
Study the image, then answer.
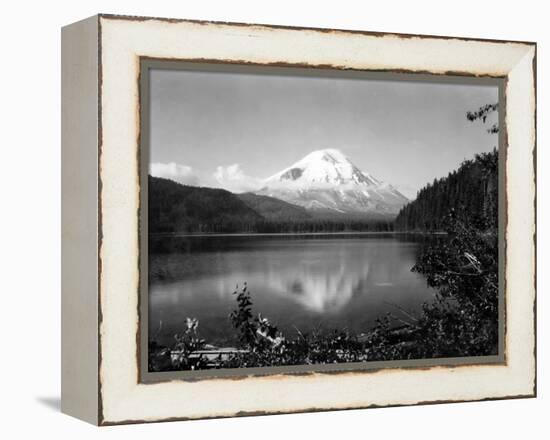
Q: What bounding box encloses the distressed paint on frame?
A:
[93,14,536,425]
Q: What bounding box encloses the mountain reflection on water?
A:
[148,234,435,347]
[266,260,370,313]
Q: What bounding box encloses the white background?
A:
[0,0,546,438]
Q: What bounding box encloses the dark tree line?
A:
[395,101,499,232]
[394,148,498,232]
[148,176,263,234]
[252,219,393,233]
[149,175,394,234]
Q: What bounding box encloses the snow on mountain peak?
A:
[257,149,408,215]
[301,148,348,164]
[265,148,380,188]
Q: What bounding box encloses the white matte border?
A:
[98,16,536,424]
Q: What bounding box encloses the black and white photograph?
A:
[145,65,501,373]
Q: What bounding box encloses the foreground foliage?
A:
[366,214,498,360]
[149,214,498,371]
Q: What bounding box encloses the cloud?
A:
[149,162,200,186]
[213,164,262,193]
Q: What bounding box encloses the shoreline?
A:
[150,231,448,238]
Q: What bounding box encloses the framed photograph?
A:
[61,14,536,425]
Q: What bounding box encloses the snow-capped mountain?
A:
[255,149,408,215]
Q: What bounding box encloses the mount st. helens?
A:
[148,149,409,234]
[256,149,408,215]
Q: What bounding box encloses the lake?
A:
[148,233,436,347]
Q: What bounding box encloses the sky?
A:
[148,67,499,199]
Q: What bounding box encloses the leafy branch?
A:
[466,103,499,133]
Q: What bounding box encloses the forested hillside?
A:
[237,193,312,221]
[148,176,263,233]
[394,148,498,231]
[148,176,394,234]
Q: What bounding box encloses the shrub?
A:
[149,215,499,370]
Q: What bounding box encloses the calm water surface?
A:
[148,234,436,347]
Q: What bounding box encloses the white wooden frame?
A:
[61,14,536,425]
